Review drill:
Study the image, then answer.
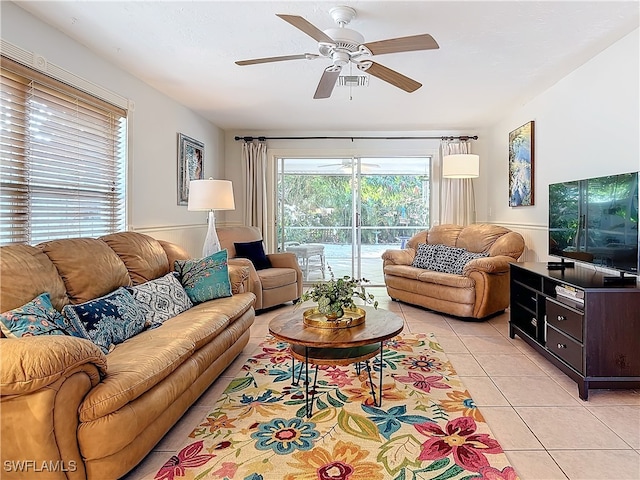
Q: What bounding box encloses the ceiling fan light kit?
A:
[235,5,439,99]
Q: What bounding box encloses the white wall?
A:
[1,2,225,255]
[483,28,639,264]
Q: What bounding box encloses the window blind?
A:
[0,57,127,245]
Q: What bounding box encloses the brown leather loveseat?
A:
[382,224,525,319]
[0,232,256,479]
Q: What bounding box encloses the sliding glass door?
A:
[276,156,430,285]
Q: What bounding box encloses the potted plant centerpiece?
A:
[297,267,378,328]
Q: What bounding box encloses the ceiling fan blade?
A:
[362,33,439,55]
[359,62,422,93]
[313,67,341,99]
[277,14,335,44]
[236,53,319,66]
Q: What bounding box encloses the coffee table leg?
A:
[291,349,304,387]
[377,342,383,407]
[363,342,385,408]
[303,347,320,418]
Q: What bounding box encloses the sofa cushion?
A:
[39,238,131,305]
[126,273,192,325]
[0,293,80,338]
[411,243,442,269]
[152,293,256,349]
[79,333,195,422]
[257,268,297,290]
[456,224,510,253]
[234,240,272,270]
[174,250,232,303]
[63,287,147,354]
[79,292,255,422]
[101,232,170,285]
[426,224,464,247]
[158,240,191,271]
[416,269,476,289]
[0,244,69,313]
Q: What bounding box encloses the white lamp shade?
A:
[187,179,235,211]
[442,154,480,178]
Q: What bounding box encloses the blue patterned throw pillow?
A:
[127,272,193,325]
[62,287,147,354]
[174,249,232,304]
[0,293,80,338]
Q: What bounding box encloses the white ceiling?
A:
[15,1,639,132]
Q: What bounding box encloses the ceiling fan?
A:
[235,6,439,99]
[319,159,380,172]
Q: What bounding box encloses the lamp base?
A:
[202,210,221,257]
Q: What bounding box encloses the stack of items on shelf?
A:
[555,284,584,304]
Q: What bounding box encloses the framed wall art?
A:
[177,133,204,206]
[508,120,535,207]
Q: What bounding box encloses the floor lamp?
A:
[188,178,235,257]
[442,154,480,178]
[442,153,479,225]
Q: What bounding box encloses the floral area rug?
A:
[155,333,519,480]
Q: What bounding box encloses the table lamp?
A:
[188,178,235,257]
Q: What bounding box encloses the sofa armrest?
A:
[267,252,301,270]
[1,336,106,479]
[1,336,107,395]
[462,255,515,276]
[228,264,249,294]
[381,248,415,267]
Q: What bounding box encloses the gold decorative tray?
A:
[302,307,366,329]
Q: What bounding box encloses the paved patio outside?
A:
[292,242,401,286]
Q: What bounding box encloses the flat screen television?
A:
[548,171,639,277]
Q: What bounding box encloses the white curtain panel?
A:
[241,141,268,238]
[440,140,476,226]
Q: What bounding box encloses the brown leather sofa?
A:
[0,232,256,479]
[382,224,525,319]
[218,226,303,311]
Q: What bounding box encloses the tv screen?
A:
[548,171,639,275]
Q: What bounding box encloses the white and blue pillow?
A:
[63,287,147,354]
[451,250,490,275]
[412,244,489,275]
[126,272,192,326]
[412,243,443,269]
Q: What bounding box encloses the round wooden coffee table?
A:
[269,306,404,416]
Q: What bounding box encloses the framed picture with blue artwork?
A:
[177,133,204,205]
[508,121,535,207]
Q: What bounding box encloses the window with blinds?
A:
[0,57,127,245]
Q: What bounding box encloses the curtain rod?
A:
[234,135,478,142]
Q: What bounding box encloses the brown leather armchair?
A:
[218,226,303,311]
[382,224,525,319]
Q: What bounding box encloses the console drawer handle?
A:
[557,315,567,321]
[557,343,567,349]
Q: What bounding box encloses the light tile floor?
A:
[124,288,640,480]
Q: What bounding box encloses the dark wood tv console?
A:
[509,262,640,400]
